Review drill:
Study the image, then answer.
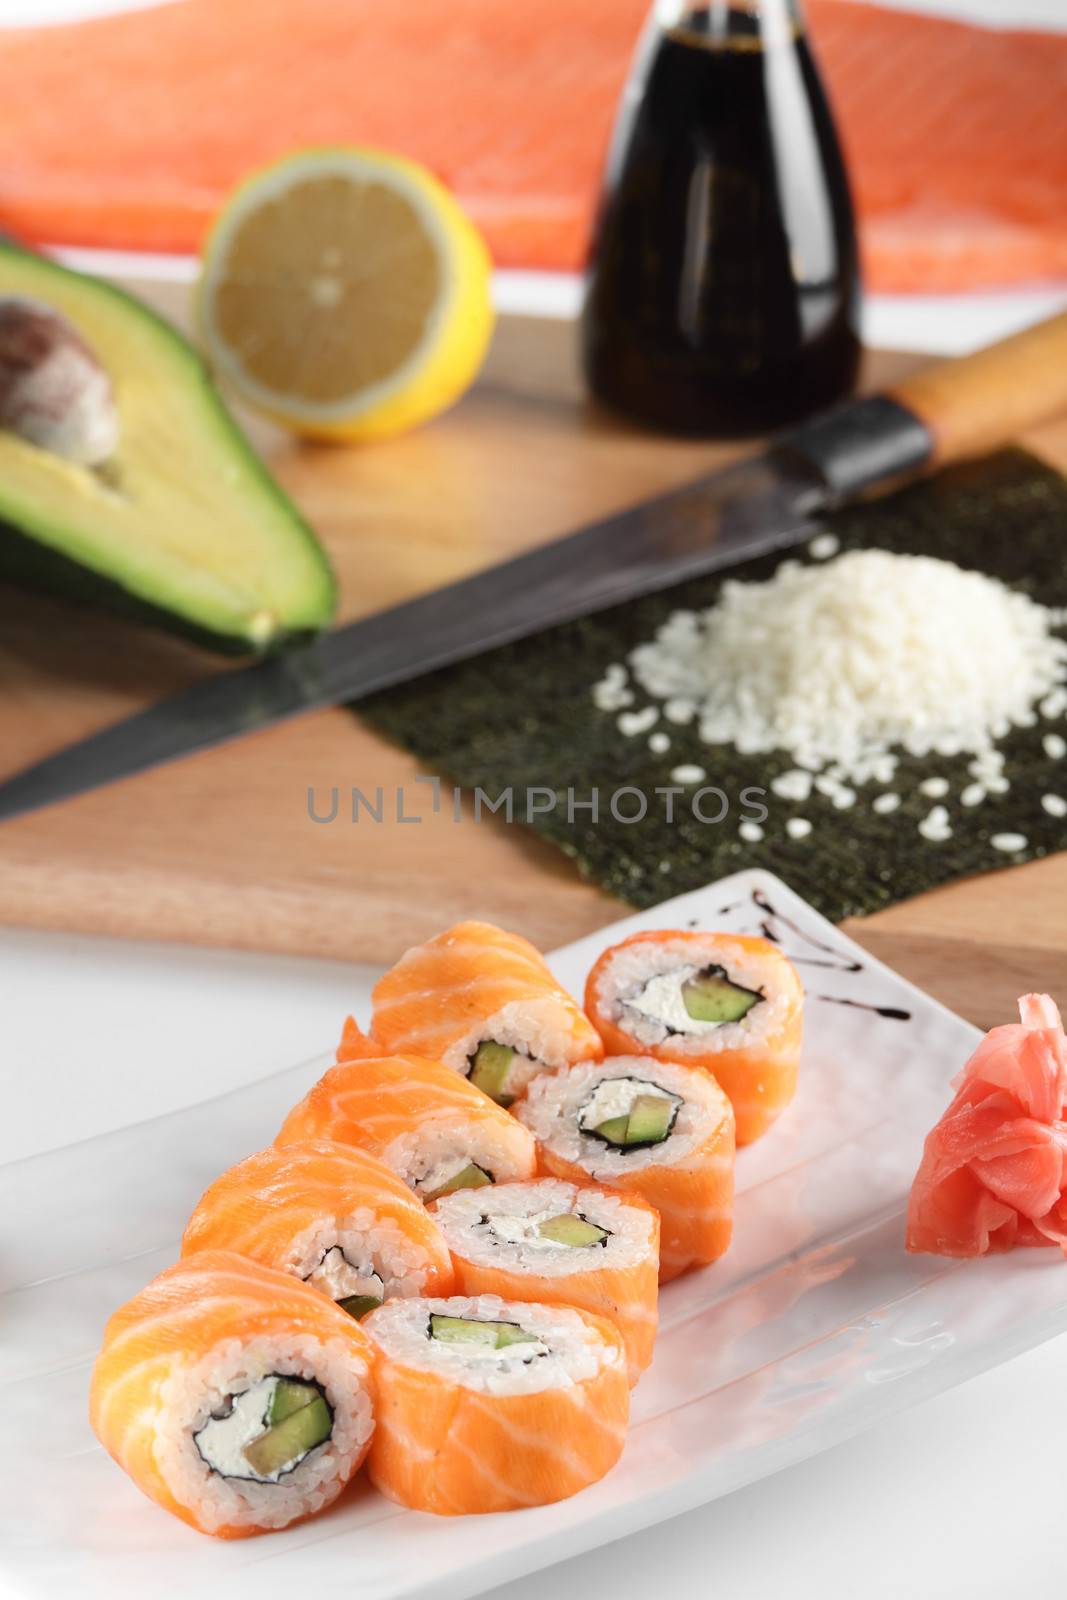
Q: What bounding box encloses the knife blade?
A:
[4,304,1067,822]
[0,448,837,821]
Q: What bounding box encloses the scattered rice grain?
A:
[809,533,840,560]
[918,805,952,842]
[617,707,658,737]
[990,832,1028,852]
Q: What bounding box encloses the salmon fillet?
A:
[0,0,1063,291]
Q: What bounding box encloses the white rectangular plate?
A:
[4,869,1067,1600]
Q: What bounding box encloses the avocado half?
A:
[0,244,336,653]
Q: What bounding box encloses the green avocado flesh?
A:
[682,967,762,1025]
[469,1040,515,1105]
[595,1094,673,1149]
[268,1377,321,1426]
[243,1391,331,1476]
[537,1213,609,1248]
[0,244,335,654]
[337,1294,382,1320]
[424,1162,492,1202]
[430,1313,536,1350]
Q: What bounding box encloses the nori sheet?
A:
[359,449,1067,923]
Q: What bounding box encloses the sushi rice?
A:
[589,932,793,1055]
[431,1179,655,1276]
[517,1056,728,1181]
[156,1331,373,1533]
[365,1293,617,1395]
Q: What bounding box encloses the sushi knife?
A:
[3,309,1067,821]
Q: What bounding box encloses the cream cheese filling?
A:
[193,1377,325,1484]
[306,1245,384,1303]
[578,1076,679,1131]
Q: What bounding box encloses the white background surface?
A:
[4,0,1067,1595]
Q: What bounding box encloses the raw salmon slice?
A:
[0,1,1064,292]
[906,993,1067,1258]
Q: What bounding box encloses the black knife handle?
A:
[774,395,933,502]
[778,307,1067,501]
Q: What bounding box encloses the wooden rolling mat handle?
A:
[889,308,1067,468]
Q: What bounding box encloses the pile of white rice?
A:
[607,550,1067,785]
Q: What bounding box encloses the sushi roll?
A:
[181,1139,454,1318]
[370,920,603,1105]
[363,1293,628,1514]
[430,1178,659,1383]
[275,1023,537,1201]
[585,930,804,1144]
[515,1056,735,1282]
[89,1251,375,1539]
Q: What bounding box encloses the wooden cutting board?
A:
[1,279,1065,1030]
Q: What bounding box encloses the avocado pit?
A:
[0,295,119,466]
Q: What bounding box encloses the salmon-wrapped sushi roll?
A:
[182,1140,454,1319]
[275,1021,536,1201]
[371,920,603,1105]
[430,1178,658,1383]
[89,1251,374,1539]
[515,1056,735,1282]
[585,930,803,1144]
[364,1293,628,1514]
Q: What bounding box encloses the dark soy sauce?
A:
[582,3,861,435]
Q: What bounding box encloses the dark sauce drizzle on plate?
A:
[708,887,912,1022]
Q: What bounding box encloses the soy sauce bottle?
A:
[582,0,861,435]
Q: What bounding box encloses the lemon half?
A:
[197,147,494,441]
